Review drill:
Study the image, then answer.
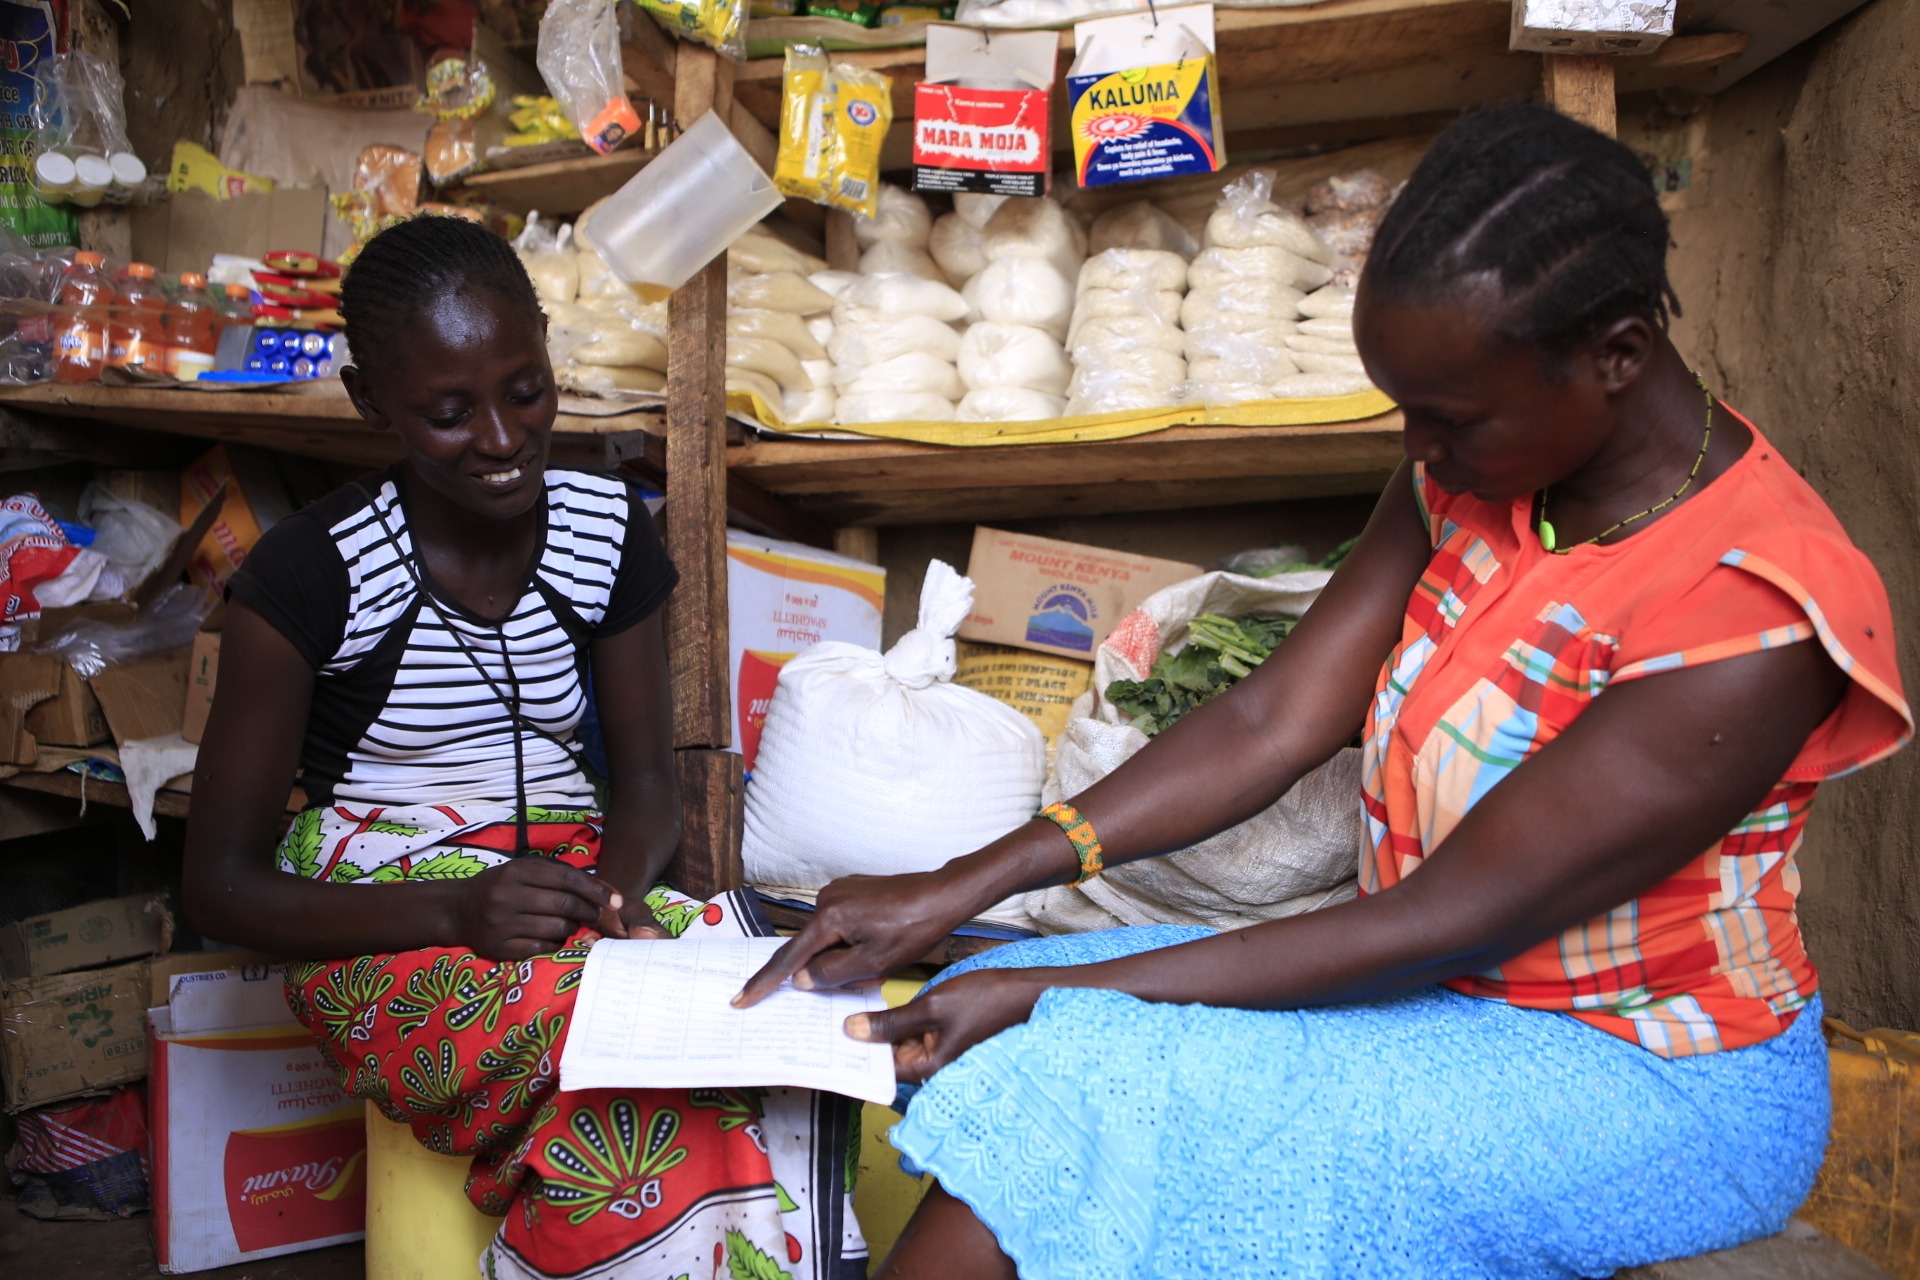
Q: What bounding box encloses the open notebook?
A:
[558,936,897,1106]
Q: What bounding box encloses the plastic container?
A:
[52,250,114,385]
[581,111,782,295]
[107,151,146,200]
[31,151,76,202]
[164,272,219,376]
[70,154,113,208]
[106,262,166,371]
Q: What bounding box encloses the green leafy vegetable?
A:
[1240,535,1360,578]
[1105,613,1298,736]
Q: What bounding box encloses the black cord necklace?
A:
[1537,371,1714,554]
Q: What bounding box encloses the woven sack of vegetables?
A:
[743,560,1048,930]
[1027,569,1362,934]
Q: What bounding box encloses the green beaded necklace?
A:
[1537,372,1715,554]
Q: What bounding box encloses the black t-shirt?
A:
[226,467,676,808]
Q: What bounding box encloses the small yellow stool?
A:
[362,974,935,1279]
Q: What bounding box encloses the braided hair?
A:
[1364,102,1677,373]
[338,214,544,380]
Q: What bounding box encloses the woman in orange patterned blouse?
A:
[739,103,1913,1279]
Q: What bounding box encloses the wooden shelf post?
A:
[1542,53,1618,137]
[662,43,744,895]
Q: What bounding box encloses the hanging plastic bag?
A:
[28,50,145,208]
[537,0,640,154]
[774,44,893,219]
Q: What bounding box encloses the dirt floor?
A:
[0,1193,364,1279]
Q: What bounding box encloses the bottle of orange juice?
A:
[51,250,114,384]
[106,262,167,372]
[164,272,219,379]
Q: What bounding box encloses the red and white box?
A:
[148,961,366,1273]
[912,26,1058,197]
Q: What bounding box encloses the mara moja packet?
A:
[1067,4,1223,188]
[912,26,1058,197]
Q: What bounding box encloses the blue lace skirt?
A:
[889,927,1829,1280]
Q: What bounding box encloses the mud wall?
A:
[1668,0,1920,1030]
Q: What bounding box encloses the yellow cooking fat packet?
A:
[774,43,892,219]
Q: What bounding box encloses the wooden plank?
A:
[668,748,744,900]
[823,210,860,273]
[1543,54,1618,136]
[833,527,879,563]
[460,148,652,216]
[758,902,1007,967]
[620,8,680,109]
[1653,31,1751,69]
[2,771,193,822]
[664,45,737,751]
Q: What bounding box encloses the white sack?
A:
[744,560,1047,930]
[953,191,1009,227]
[853,183,934,247]
[729,229,825,276]
[1189,246,1335,293]
[957,322,1073,394]
[730,271,836,315]
[727,335,812,392]
[1071,287,1183,333]
[964,257,1076,341]
[782,363,837,424]
[1181,281,1305,330]
[833,392,956,423]
[1025,569,1361,934]
[957,386,1068,422]
[805,315,836,346]
[929,212,989,285]
[858,240,950,283]
[1071,316,1186,366]
[1088,200,1198,260]
[728,309,828,361]
[808,269,861,301]
[828,314,963,367]
[839,272,970,322]
[836,349,965,401]
[1077,248,1187,293]
[981,196,1087,285]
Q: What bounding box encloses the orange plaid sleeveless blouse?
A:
[1361,413,1911,1057]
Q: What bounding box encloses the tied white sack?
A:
[928,212,989,285]
[744,561,1047,929]
[858,240,950,283]
[853,183,935,247]
[1027,570,1362,934]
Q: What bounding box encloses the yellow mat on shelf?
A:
[727,388,1398,448]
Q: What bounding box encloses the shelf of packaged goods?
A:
[0,382,667,471]
[723,412,1406,525]
[725,0,1785,170]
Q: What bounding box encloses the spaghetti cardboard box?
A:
[148,959,365,1273]
[726,530,885,776]
[958,527,1202,659]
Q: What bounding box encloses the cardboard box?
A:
[912,26,1056,198]
[0,893,174,982]
[129,187,330,277]
[89,647,192,748]
[182,447,287,595]
[0,649,110,764]
[726,531,886,776]
[25,656,111,747]
[0,958,152,1112]
[181,631,221,745]
[959,527,1202,659]
[149,960,366,1273]
[1066,5,1224,188]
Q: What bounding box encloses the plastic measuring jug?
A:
[580,111,782,298]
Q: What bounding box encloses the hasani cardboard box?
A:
[147,959,366,1273]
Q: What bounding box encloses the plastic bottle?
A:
[164,272,219,378]
[52,250,114,384]
[106,262,166,372]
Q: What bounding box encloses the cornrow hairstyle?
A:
[1364,101,1678,373]
[338,214,544,380]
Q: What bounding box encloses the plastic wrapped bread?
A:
[1203,170,1336,266]
[957,322,1072,395]
[1077,248,1187,294]
[958,386,1068,422]
[853,184,934,247]
[1088,200,1198,260]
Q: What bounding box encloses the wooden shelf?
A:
[0,383,665,471]
[728,413,1406,525]
[459,146,654,217]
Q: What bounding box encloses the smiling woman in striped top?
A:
[183,215,866,1280]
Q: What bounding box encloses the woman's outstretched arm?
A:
[590,608,681,933]
[739,458,1435,1004]
[182,600,617,960]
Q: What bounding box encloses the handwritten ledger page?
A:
[558,937,897,1105]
